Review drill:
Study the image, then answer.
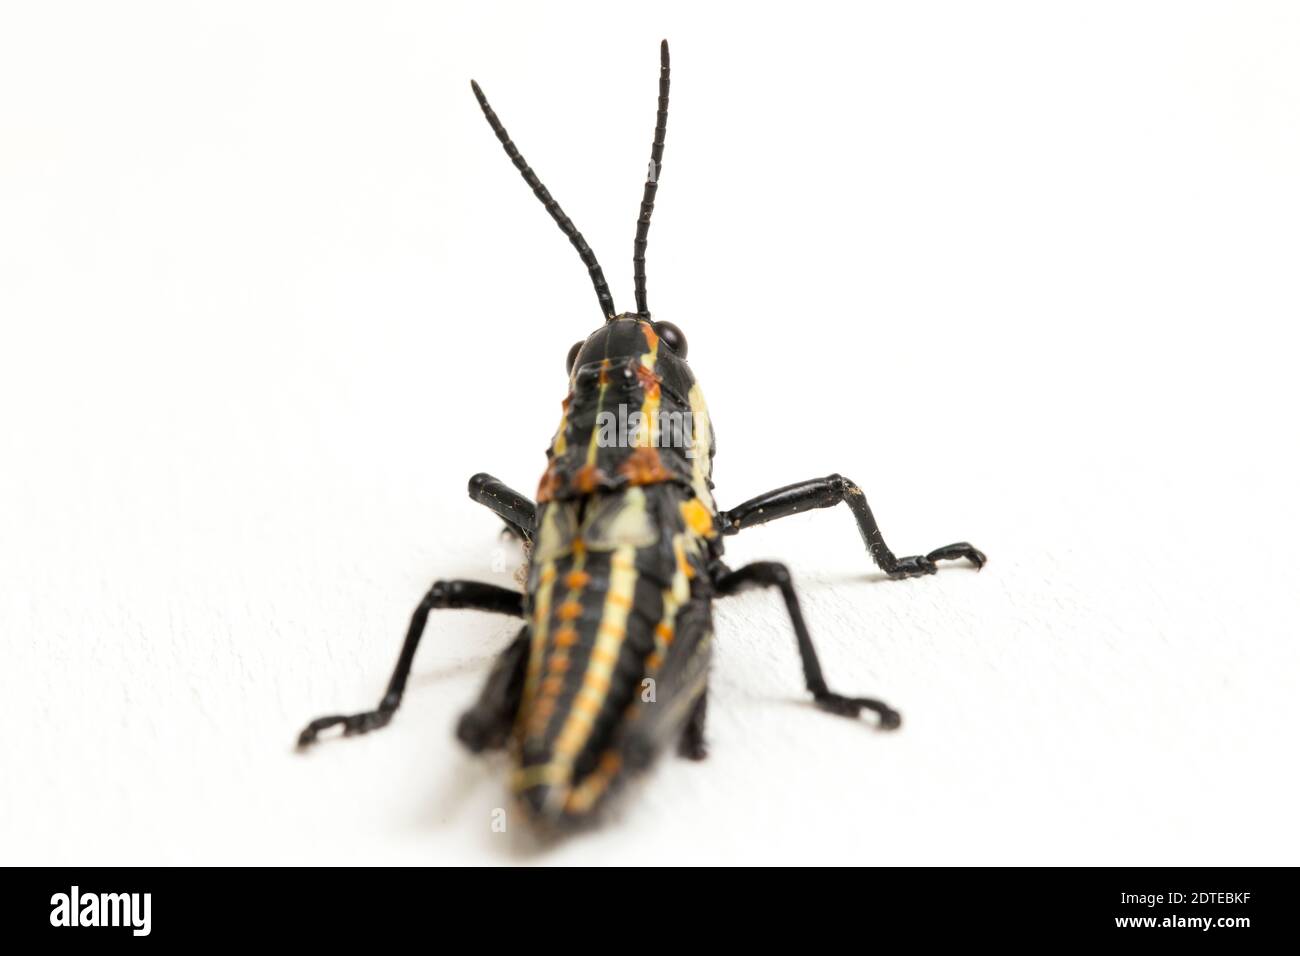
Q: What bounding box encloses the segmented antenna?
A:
[470,79,617,321]
[633,40,671,319]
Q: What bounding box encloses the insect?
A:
[297,41,985,824]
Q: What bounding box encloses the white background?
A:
[2,1,1297,865]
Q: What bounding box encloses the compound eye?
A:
[566,340,583,374]
[653,320,688,359]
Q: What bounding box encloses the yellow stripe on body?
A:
[550,360,583,459]
[686,382,716,512]
[518,504,591,739]
[550,544,639,765]
[564,751,624,815]
[634,531,696,690]
[512,762,572,791]
[514,543,640,816]
[634,335,662,450]
[582,359,614,470]
[524,547,590,739]
[551,409,568,457]
[564,531,703,815]
[519,561,558,726]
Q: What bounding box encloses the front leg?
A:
[468,472,537,543]
[718,474,984,579]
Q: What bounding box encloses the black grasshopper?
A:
[298,41,985,824]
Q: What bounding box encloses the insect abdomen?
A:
[512,483,710,819]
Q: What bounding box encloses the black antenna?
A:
[470,79,617,321]
[633,40,670,319]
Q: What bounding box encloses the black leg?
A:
[468,472,536,543]
[456,626,531,753]
[718,474,984,579]
[677,691,708,760]
[297,580,524,748]
[714,562,901,729]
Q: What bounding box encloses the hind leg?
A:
[714,561,901,729]
[456,626,531,752]
[677,690,708,760]
[297,580,524,747]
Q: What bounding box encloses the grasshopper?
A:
[298,41,985,825]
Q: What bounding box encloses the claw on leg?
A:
[925,541,986,570]
[297,708,394,749]
[889,543,986,578]
[677,735,708,761]
[814,692,902,730]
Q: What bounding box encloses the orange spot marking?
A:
[548,656,570,674]
[681,498,717,538]
[655,622,675,644]
[557,601,583,621]
[598,621,625,639]
[645,652,663,670]
[565,570,590,589]
[540,676,565,697]
[583,672,610,694]
[619,446,672,486]
[574,464,606,493]
[528,699,556,725]
[634,362,661,398]
[590,647,618,667]
[540,566,558,584]
[641,322,659,351]
[606,591,633,610]
[554,626,578,648]
[536,466,562,503]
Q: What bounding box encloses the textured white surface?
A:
[2,2,1298,865]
